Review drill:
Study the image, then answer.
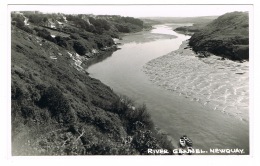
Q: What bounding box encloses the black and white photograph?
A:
[4,2,259,162]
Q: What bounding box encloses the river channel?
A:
[87,24,249,154]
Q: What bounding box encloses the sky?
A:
[9,5,252,17]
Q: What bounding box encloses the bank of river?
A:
[87,24,249,154]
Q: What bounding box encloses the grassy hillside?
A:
[11,12,173,155]
[189,12,249,60]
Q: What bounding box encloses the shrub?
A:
[12,15,25,28]
[151,131,174,153]
[132,128,160,154]
[94,35,115,49]
[28,14,45,24]
[73,40,88,55]
[125,104,154,132]
[34,28,56,43]
[38,86,75,123]
[110,96,133,115]
[79,31,94,40]
[115,24,130,33]
[70,33,81,40]
[110,96,154,134]
[11,84,22,100]
[36,131,86,155]
[21,105,35,119]
[55,36,68,48]
[11,84,28,101]
[20,26,34,34]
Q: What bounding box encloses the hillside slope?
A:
[141,16,218,24]
[189,12,249,60]
[11,12,172,155]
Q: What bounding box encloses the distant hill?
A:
[189,12,249,60]
[141,16,218,24]
[174,23,208,35]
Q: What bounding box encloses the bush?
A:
[125,104,154,132]
[28,14,45,24]
[110,96,154,133]
[34,28,56,43]
[73,40,88,55]
[94,115,115,133]
[151,130,174,152]
[21,105,35,119]
[38,86,75,123]
[12,15,25,28]
[132,128,160,154]
[110,96,133,115]
[70,33,81,40]
[115,24,130,33]
[94,35,114,49]
[79,31,94,40]
[20,26,34,34]
[55,36,68,48]
[11,84,30,101]
[11,84,23,100]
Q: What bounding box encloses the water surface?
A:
[87,24,249,154]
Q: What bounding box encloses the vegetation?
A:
[189,12,249,61]
[66,14,144,34]
[34,27,57,43]
[11,11,173,155]
[11,13,34,34]
[174,23,208,35]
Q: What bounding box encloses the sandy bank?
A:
[143,40,249,122]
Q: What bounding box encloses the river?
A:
[87,24,249,154]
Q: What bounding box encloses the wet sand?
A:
[143,40,249,122]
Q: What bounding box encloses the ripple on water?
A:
[143,41,249,121]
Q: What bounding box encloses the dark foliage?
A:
[27,14,45,24]
[20,26,34,34]
[73,40,88,55]
[34,27,57,43]
[38,86,75,123]
[12,15,25,28]
[55,36,68,48]
[115,24,130,33]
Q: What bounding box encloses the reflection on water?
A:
[87,24,249,154]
